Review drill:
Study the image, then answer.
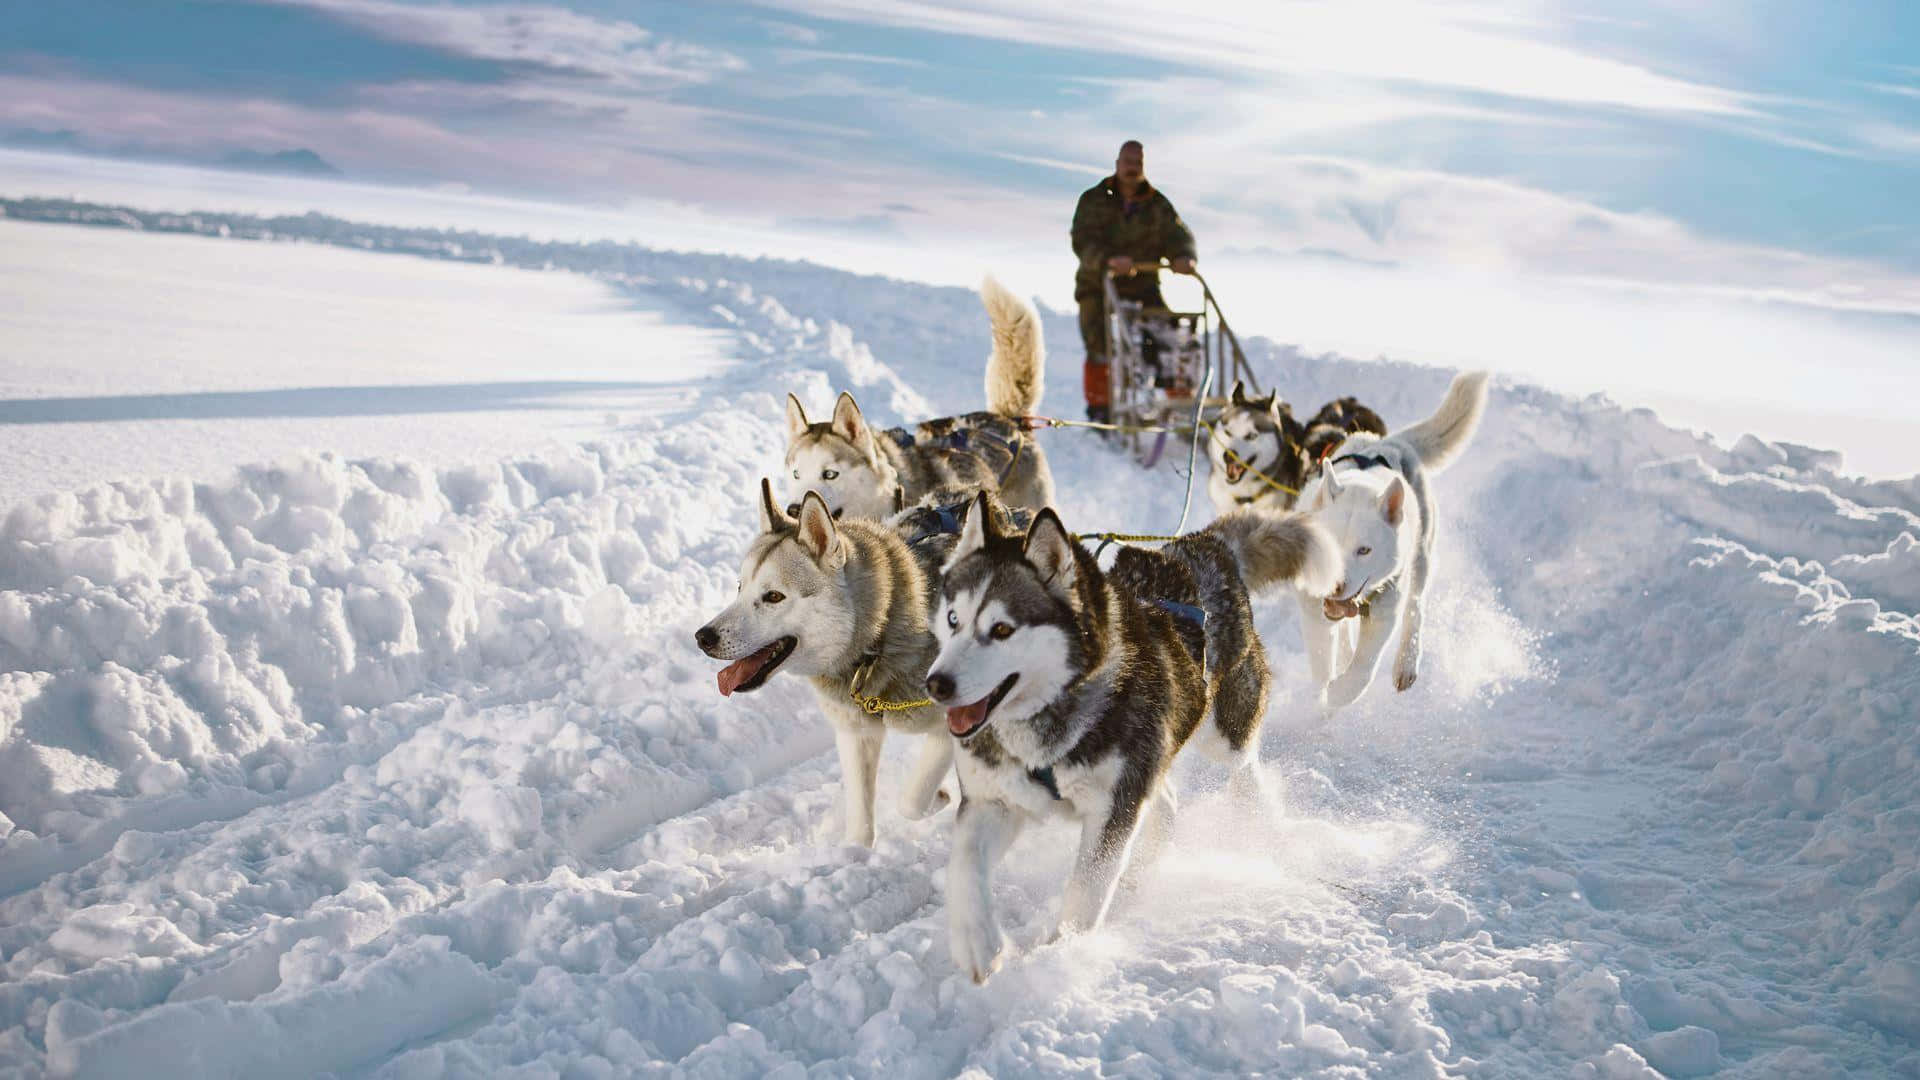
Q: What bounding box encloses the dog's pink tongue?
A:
[716,642,779,696]
[947,699,991,736]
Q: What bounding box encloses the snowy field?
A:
[0,218,738,506]
[1,222,1918,1078]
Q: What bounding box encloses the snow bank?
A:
[1,236,1916,1077]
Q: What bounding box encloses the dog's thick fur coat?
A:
[1300,370,1488,708]
[1207,381,1388,514]
[783,278,1054,520]
[925,495,1337,982]
[696,483,954,846]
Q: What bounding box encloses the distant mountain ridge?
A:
[0,130,342,178]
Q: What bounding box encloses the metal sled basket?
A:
[1103,262,1259,465]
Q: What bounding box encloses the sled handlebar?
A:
[1106,258,1192,277]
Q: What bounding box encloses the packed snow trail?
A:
[1,233,1916,1077]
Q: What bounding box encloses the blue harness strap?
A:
[1028,765,1062,801]
[906,500,969,547]
[1331,452,1392,471]
[1151,598,1207,628]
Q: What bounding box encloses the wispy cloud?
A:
[773,48,927,68]
[758,18,822,45]
[745,0,1754,115]
[275,0,746,88]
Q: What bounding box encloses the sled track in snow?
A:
[1,228,1917,1076]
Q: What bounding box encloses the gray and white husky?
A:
[1207,381,1389,514]
[783,277,1054,520]
[695,481,964,846]
[1298,371,1488,709]
[923,494,1338,983]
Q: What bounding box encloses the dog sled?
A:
[1103,261,1260,465]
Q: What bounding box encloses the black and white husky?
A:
[1299,371,1488,709]
[923,495,1338,983]
[783,277,1054,520]
[1207,381,1389,514]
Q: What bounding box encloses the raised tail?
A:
[1393,370,1489,474]
[981,276,1045,417]
[1210,507,1340,596]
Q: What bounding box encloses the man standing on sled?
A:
[1070,139,1198,424]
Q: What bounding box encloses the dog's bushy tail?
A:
[981,276,1044,417]
[1211,508,1340,596]
[1394,370,1489,474]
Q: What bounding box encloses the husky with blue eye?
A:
[923,493,1338,983]
[782,277,1054,521]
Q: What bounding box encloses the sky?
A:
[3,0,1918,474]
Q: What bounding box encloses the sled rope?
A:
[1075,530,1180,545]
[848,655,933,715]
[1020,415,1299,500]
[1019,415,1176,435]
[1172,362,1213,534]
[1197,419,1300,499]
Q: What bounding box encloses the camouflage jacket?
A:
[1070,176,1197,299]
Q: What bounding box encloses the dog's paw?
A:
[897,786,952,822]
[1324,673,1368,710]
[1393,664,1418,692]
[951,914,1005,985]
[840,819,877,848]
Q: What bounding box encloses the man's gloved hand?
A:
[1106,255,1134,275]
[1170,256,1195,275]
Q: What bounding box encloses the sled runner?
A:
[1102,260,1259,465]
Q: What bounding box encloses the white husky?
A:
[1299,371,1489,709]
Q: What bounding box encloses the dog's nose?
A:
[830,507,844,520]
[694,625,720,654]
[784,503,801,518]
[925,672,956,702]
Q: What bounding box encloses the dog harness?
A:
[1152,597,1207,628]
[901,499,1033,549]
[847,654,934,715]
[886,420,1026,485]
[1331,452,1392,471]
[1028,765,1062,801]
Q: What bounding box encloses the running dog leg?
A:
[1115,785,1177,899]
[1393,542,1432,692]
[834,723,886,847]
[896,732,954,821]
[949,796,1024,983]
[1297,591,1341,689]
[1058,785,1148,935]
[1323,583,1403,709]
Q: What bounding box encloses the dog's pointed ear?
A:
[1380,476,1406,526]
[1230,379,1248,407]
[1314,465,1341,509]
[950,490,992,564]
[796,491,845,568]
[830,391,867,448]
[758,478,793,533]
[1023,508,1078,593]
[785,393,810,439]
[1279,403,1306,446]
